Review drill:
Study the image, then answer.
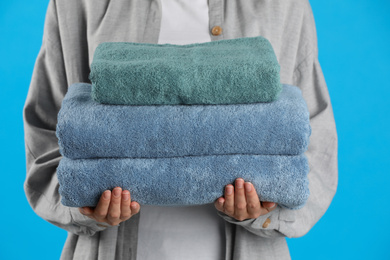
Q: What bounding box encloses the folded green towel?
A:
[89,36,282,105]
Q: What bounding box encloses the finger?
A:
[107,187,122,225]
[120,190,131,221]
[79,207,93,216]
[269,203,278,212]
[223,184,235,216]
[244,182,261,219]
[93,190,111,222]
[234,178,247,221]
[214,197,225,212]
[130,201,140,215]
[262,201,276,209]
[261,201,277,214]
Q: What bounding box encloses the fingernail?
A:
[226,186,233,195]
[113,188,121,198]
[236,179,244,189]
[244,182,252,192]
[131,203,138,209]
[80,208,85,214]
[218,198,224,204]
[269,203,276,209]
[103,190,111,200]
[122,192,129,201]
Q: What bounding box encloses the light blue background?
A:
[1,0,389,259]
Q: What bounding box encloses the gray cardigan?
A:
[23,0,338,259]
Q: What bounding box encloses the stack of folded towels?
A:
[56,36,311,210]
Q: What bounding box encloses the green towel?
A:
[89,36,282,105]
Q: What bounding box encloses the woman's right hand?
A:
[79,187,140,226]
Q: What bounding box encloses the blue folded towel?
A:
[56,83,311,159]
[57,154,309,209]
[89,36,282,105]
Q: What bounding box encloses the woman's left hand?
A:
[214,178,277,221]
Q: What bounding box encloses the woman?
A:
[23,0,338,259]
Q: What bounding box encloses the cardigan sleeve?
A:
[218,1,338,238]
[23,0,108,236]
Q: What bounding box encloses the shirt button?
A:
[262,218,271,228]
[211,26,223,36]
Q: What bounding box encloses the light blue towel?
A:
[56,83,311,159]
[57,154,309,209]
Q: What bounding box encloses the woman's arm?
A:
[23,0,139,235]
[216,1,338,238]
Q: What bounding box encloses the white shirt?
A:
[157,0,212,45]
[136,1,226,259]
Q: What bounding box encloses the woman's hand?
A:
[79,187,140,226]
[214,178,277,221]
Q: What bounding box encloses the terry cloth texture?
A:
[56,83,311,159]
[57,154,309,209]
[89,36,282,105]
